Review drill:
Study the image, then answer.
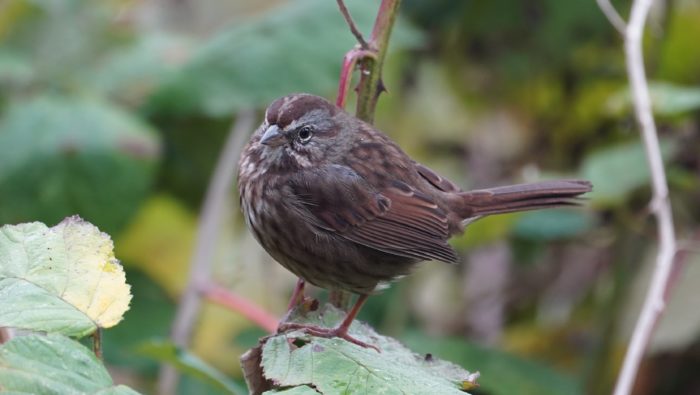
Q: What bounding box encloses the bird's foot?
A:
[277,322,380,352]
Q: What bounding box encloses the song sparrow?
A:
[238,93,591,349]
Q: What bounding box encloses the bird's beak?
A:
[260,125,286,147]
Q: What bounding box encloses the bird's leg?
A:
[278,294,378,351]
[286,278,306,311]
[279,278,307,325]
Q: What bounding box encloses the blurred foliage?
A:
[513,210,595,241]
[1,0,699,394]
[138,340,245,395]
[103,270,175,374]
[0,96,159,234]
[581,139,677,205]
[608,82,700,117]
[116,195,196,297]
[149,0,423,117]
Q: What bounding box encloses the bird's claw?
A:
[277,322,380,352]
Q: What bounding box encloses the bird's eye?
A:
[297,126,313,143]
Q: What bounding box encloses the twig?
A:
[203,284,278,334]
[676,245,700,254]
[664,232,700,302]
[597,0,627,35]
[158,109,257,395]
[0,328,12,344]
[610,0,679,394]
[92,328,103,360]
[676,239,700,255]
[336,0,369,49]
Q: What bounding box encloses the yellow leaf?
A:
[0,216,131,336]
[55,217,131,328]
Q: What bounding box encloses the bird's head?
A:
[253,93,354,169]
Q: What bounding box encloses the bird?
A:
[237,93,592,349]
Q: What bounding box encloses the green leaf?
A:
[2,0,120,90]
[0,333,141,394]
[0,50,34,91]
[402,333,581,395]
[248,304,475,394]
[658,3,700,83]
[512,209,595,241]
[648,83,700,115]
[0,216,132,337]
[0,95,160,234]
[452,213,521,249]
[580,139,676,205]
[150,0,423,116]
[263,386,320,395]
[137,340,246,395]
[608,82,700,116]
[89,33,193,107]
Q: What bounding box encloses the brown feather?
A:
[415,162,462,193]
[459,180,592,217]
[290,166,458,264]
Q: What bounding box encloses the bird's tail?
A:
[458,179,592,218]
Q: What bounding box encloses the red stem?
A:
[286,278,306,311]
[203,284,278,334]
[336,49,376,108]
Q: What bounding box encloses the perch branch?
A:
[608,0,679,394]
[158,109,257,395]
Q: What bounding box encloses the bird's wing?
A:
[289,165,458,263]
[414,162,463,193]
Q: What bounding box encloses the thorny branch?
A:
[336,48,376,109]
[330,0,403,309]
[354,0,401,123]
[334,0,401,119]
[595,0,680,394]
